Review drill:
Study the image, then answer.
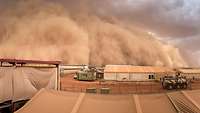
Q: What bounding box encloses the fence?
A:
[61,81,168,94]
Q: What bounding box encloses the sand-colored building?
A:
[104,65,175,81]
[177,68,200,80]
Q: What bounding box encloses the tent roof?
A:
[15,89,200,113]
[178,68,200,74]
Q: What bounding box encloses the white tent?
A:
[0,66,58,103]
[0,67,13,103]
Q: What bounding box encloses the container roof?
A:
[178,68,200,74]
[0,58,61,65]
[104,65,174,73]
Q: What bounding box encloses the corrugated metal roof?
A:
[104,65,174,73]
[178,68,200,74]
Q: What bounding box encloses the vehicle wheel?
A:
[176,84,181,89]
[183,84,187,89]
[180,85,184,89]
[168,85,173,90]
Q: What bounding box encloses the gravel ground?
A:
[60,74,164,94]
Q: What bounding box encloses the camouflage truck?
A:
[74,66,97,81]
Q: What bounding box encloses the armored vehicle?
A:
[161,75,189,90]
[74,66,97,81]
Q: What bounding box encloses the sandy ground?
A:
[60,74,200,94]
[60,74,165,94]
[191,80,200,90]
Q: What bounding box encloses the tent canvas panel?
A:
[13,67,58,102]
[15,89,80,113]
[0,67,58,103]
[15,89,192,113]
[78,94,136,113]
[0,67,13,103]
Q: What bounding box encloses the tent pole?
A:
[56,64,60,90]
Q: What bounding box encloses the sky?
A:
[0,0,199,66]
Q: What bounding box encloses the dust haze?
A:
[0,0,188,67]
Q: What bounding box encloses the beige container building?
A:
[177,68,200,80]
[104,65,175,81]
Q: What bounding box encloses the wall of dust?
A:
[0,1,90,64]
[0,1,187,67]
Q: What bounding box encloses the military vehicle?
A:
[161,75,189,90]
[74,66,97,81]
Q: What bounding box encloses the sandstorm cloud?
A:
[0,0,193,67]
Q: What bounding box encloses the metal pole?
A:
[57,64,61,90]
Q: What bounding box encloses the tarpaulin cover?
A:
[0,67,57,103]
[0,67,13,103]
[16,89,198,113]
[15,89,79,113]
